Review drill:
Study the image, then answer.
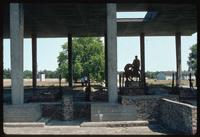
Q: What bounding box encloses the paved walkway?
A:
[4,124,172,135]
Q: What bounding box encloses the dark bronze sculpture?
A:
[124,56,140,81]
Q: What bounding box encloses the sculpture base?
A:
[125,81,140,88]
[120,88,145,96]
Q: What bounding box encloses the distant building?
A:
[156,72,166,80]
[156,71,196,80]
[164,71,176,80]
[39,73,45,81]
[182,71,196,80]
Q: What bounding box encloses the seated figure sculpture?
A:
[124,56,140,81]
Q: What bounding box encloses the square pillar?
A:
[104,34,108,87]
[68,34,73,88]
[107,3,118,103]
[0,2,4,102]
[197,4,200,90]
[32,34,37,92]
[140,33,146,88]
[10,3,24,104]
[175,32,182,87]
[196,3,200,135]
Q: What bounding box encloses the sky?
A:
[3,12,197,72]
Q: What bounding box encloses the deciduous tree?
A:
[57,37,105,82]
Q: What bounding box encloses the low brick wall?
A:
[62,95,73,120]
[31,90,60,102]
[159,98,197,135]
[41,102,62,120]
[121,95,178,120]
[179,88,197,99]
[41,96,74,120]
[120,88,145,96]
[74,102,91,119]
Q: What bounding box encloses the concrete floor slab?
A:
[3,124,173,135]
[4,122,45,127]
[80,120,149,127]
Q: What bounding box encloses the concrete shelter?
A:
[1,3,198,104]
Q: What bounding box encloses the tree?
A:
[146,71,156,79]
[23,70,32,78]
[38,70,59,78]
[3,69,11,79]
[57,37,105,82]
[187,44,197,71]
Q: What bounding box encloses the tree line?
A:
[3,69,59,79]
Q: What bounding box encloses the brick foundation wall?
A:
[41,96,74,120]
[41,102,62,120]
[158,98,197,135]
[121,95,178,120]
[179,88,197,99]
[120,88,145,96]
[62,95,73,120]
[74,102,91,119]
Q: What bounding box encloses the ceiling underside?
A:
[3,3,197,38]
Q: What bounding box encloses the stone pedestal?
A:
[62,95,73,120]
[125,81,140,88]
[122,88,145,96]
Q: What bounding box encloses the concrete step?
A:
[38,117,51,124]
[3,122,45,127]
[80,120,149,127]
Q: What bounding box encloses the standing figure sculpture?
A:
[124,56,140,81]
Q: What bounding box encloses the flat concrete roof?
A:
[3,3,197,38]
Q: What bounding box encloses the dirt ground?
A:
[3,78,195,88]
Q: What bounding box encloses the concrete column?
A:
[104,34,108,87]
[32,34,37,92]
[197,4,200,91]
[68,34,73,87]
[140,33,146,88]
[197,4,200,135]
[107,4,118,103]
[10,3,24,104]
[175,32,182,87]
[0,2,4,99]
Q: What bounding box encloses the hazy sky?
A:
[3,12,197,72]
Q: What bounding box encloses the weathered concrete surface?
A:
[3,103,41,122]
[91,103,137,121]
[10,3,24,104]
[3,125,170,135]
[4,122,45,127]
[175,32,182,87]
[107,3,118,103]
[3,4,197,37]
[80,121,149,127]
[140,33,146,87]
[68,34,73,87]
[32,34,37,91]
